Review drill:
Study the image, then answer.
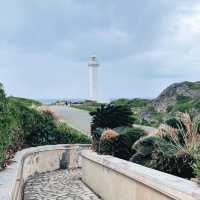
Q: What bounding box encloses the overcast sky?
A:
[0,0,200,100]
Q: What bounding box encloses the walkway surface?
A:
[48,106,92,135]
[24,170,101,200]
[47,106,156,136]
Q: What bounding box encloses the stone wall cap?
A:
[81,150,200,200]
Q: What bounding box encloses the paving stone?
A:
[23,170,101,200]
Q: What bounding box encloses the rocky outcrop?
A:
[140,81,200,123]
[152,81,200,112]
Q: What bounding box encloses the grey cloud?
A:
[0,0,199,99]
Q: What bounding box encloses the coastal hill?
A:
[140,81,200,126]
[152,81,200,112]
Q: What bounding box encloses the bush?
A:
[0,83,91,169]
[55,122,91,144]
[98,129,119,156]
[90,104,135,131]
[98,127,145,160]
[111,98,150,108]
[130,136,160,165]
[0,84,11,168]
[23,110,58,146]
[7,96,41,107]
[90,104,135,150]
[130,134,195,178]
[176,95,192,104]
[71,100,102,112]
[15,106,91,147]
[149,142,194,178]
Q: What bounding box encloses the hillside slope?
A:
[7,96,42,107]
[153,81,200,112]
[140,81,200,126]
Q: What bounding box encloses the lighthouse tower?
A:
[88,55,99,101]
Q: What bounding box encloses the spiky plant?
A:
[90,104,134,131]
[157,112,200,158]
[90,104,135,150]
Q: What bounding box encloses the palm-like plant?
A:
[157,112,200,158]
[90,104,135,150]
[90,104,134,131]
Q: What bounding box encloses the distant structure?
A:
[88,55,99,101]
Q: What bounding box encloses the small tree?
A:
[90,104,135,131]
[90,104,135,149]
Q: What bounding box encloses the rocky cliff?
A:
[152,81,200,112]
[140,81,200,126]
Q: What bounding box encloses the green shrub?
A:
[23,110,58,146]
[130,136,160,165]
[111,98,150,108]
[147,139,194,178]
[0,83,11,168]
[71,100,101,112]
[7,96,41,107]
[111,98,130,106]
[55,122,91,144]
[0,83,91,169]
[98,135,118,157]
[173,102,192,113]
[130,135,195,178]
[90,104,135,132]
[8,101,91,147]
[22,109,91,146]
[98,127,145,160]
[176,95,192,104]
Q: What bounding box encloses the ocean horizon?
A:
[38,98,86,105]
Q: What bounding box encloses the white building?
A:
[88,55,99,101]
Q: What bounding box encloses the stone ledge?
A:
[0,144,91,200]
[81,150,200,200]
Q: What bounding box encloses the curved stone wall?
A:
[0,144,91,200]
[81,150,200,200]
[2,145,200,200]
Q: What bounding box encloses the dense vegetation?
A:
[138,96,200,127]
[130,135,194,178]
[97,127,146,160]
[90,103,200,180]
[111,98,150,108]
[90,104,143,160]
[71,100,102,112]
[7,96,42,107]
[131,112,200,179]
[90,104,135,135]
[0,84,91,169]
[139,81,200,127]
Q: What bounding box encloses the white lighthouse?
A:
[88,55,99,101]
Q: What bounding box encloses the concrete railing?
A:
[0,144,91,200]
[81,150,200,200]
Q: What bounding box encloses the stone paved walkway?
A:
[24,170,101,200]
